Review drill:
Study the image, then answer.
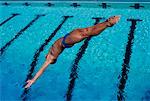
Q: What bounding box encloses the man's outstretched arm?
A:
[24,55,54,88]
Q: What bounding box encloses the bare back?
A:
[63,29,86,45]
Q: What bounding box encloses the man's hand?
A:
[24,79,34,89]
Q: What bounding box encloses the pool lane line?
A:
[70,3,80,7]
[1,2,10,6]
[65,17,104,101]
[22,2,31,6]
[45,3,54,7]
[99,3,111,9]
[117,19,142,101]
[0,14,45,56]
[21,16,73,101]
[130,3,144,9]
[141,90,150,100]
[0,13,20,26]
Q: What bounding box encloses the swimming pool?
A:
[0,1,150,101]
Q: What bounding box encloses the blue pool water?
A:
[0,1,150,101]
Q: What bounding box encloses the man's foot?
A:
[105,15,120,27]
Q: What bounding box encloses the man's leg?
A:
[82,16,120,37]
